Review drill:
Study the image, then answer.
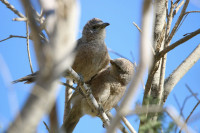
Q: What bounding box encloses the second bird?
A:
[62,58,135,133]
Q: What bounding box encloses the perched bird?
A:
[12,18,110,83]
[62,58,135,133]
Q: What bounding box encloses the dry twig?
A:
[0,35,27,42]
[26,19,34,73]
[163,44,200,104]
[107,0,153,132]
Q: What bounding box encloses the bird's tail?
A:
[62,103,82,133]
[12,71,38,84]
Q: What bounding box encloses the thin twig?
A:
[63,79,73,122]
[179,101,200,133]
[173,0,185,17]
[158,28,200,59]
[185,84,200,101]
[0,35,27,43]
[108,48,129,59]
[185,101,200,123]
[180,95,194,118]
[107,0,153,132]
[60,81,76,90]
[49,103,59,133]
[12,17,27,21]
[132,22,142,32]
[63,68,110,127]
[114,106,137,133]
[7,0,79,132]
[166,0,189,44]
[127,105,163,116]
[173,94,183,132]
[174,0,181,5]
[173,94,182,112]
[43,121,50,133]
[184,11,200,15]
[26,18,34,73]
[106,112,129,133]
[132,22,155,55]
[0,0,25,18]
[165,106,195,133]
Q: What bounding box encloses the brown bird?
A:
[62,58,135,133]
[12,18,110,83]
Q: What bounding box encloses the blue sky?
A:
[0,0,200,132]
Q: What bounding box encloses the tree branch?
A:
[173,0,185,17]
[25,19,34,73]
[165,106,195,133]
[7,0,79,132]
[162,44,200,104]
[114,106,137,133]
[63,79,73,122]
[0,0,25,18]
[158,28,200,59]
[0,35,27,42]
[166,0,190,44]
[179,84,200,133]
[107,0,153,132]
[49,103,59,133]
[132,22,142,32]
[63,68,111,127]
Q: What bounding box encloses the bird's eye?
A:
[92,25,98,30]
[115,64,126,73]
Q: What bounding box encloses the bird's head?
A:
[110,58,135,85]
[82,18,109,41]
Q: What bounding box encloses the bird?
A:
[62,58,135,133]
[12,18,110,83]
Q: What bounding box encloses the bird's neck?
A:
[82,35,105,43]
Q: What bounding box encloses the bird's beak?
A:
[100,23,110,28]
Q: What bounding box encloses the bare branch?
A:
[63,80,73,122]
[106,112,129,133]
[0,0,25,18]
[173,0,185,17]
[108,48,129,59]
[107,0,153,132]
[166,0,190,44]
[179,85,200,133]
[43,121,50,133]
[158,28,200,59]
[121,116,136,133]
[173,94,182,112]
[127,105,195,133]
[63,68,110,127]
[12,17,27,21]
[184,10,200,15]
[7,0,79,132]
[163,44,200,104]
[49,103,59,133]
[132,22,142,32]
[165,106,196,133]
[185,84,200,101]
[184,101,200,125]
[114,106,137,133]
[132,22,155,55]
[174,0,181,5]
[127,105,163,115]
[26,19,34,73]
[60,81,76,90]
[0,35,27,42]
